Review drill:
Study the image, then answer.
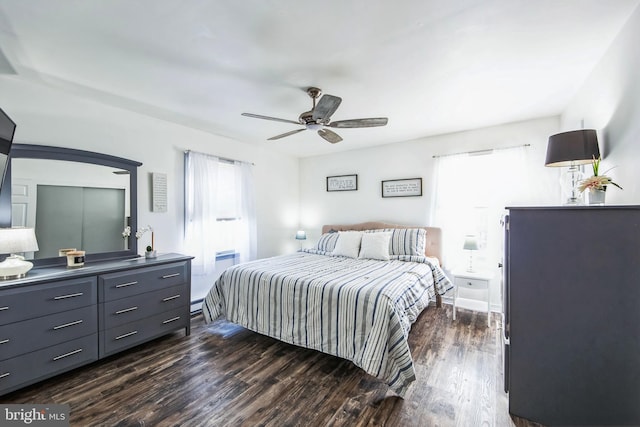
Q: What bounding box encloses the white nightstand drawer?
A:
[455,277,489,290]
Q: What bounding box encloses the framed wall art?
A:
[326,174,358,192]
[381,178,422,198]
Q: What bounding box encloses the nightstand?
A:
[452,269,493,327]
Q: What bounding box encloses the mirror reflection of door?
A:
[34,185,125,259]
[11,158,131,260]
[10,178,36,259]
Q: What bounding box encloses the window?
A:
[215,161,239,254]
[431,146,530,272]
[184,151,256,275]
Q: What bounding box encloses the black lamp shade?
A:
[545,129,600,167]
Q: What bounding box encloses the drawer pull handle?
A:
[161,273,180,279]
[467,282,473,286]
[115,306,138,315]
[115,331,138,340]
[53,320,83,330]
[53,348,83,361]
[115,281,138,288]
[0,339,9,345]
[162,294,181,302]
[0,372,10,379]
[54,292,84,300]
[0,306,8,311]
[162,316,181,324]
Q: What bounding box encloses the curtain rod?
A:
[432,143,530,159]
[184,149,255,166]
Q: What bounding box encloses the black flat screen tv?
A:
[0,107,16,189]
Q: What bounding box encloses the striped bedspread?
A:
[202,251,452,396]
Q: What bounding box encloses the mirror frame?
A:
[0,144,142,267]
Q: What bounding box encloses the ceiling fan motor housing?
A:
[298,111,324,125]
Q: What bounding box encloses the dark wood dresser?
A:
[504,206,640,426]
[0,253,192,396]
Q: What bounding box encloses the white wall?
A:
[300,116,561,243]
[1,76,300,301]
[561,4,640,205]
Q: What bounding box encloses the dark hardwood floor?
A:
[1,305,542,427]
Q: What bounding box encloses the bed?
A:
[202,221,452,397]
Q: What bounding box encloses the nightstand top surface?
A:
[452,269,494,280]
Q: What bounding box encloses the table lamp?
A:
[295,230,306,250]
[0,227,39,280]
[545,129,600,205]
[463,235,479,272]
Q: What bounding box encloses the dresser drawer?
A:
[100,306,189,357]
[0,277,97,326]
[100,283,189,330]
[454,276,489,290]
[0,305,97,361]
[99,262,188,302]
[0,334,98,396]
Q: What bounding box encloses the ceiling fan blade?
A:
[267,128,306,141]
[312,94,342,122]
[242,112,301,125]
[327,117,388,128]
[317,129,343,144]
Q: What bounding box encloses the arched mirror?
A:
[0,144,142,266]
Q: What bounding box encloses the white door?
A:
[11,178,37,258]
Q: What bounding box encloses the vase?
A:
[145,250,157,259]
[588,188,606,205]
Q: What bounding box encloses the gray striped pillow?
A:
[366,228,426,256]
[314,232,340,253]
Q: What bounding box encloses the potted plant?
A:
[133,225,156,258]
[145,245,156,259]
[578,156,622,205]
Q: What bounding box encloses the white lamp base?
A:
[0,254,34,280]
[466,256,475,273]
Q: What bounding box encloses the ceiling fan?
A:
[241,87,388,144]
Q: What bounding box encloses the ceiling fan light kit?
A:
[242,87,388,144]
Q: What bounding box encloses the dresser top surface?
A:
[506,205,640,210]
[0,253,193,290]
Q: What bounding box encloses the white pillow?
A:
[331,231,363,258]
[359,232,391,261]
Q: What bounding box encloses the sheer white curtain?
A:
[184,151,219,276]
[431,146,529,271]
[234,160,257,264]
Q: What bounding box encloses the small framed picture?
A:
[326,174,358,192]
[381,178,422,198]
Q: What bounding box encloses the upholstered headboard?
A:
[321,221,443,266]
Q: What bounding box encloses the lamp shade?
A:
[545,129,600,167]
[0,227,39,254]
[463,235,479,251]
[295,230,307,240]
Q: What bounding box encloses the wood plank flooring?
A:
[1,305,543,426]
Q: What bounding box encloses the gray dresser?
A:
[504,206,640,426]
[0,253,192,396]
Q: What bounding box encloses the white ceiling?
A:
[0,1,638,157]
